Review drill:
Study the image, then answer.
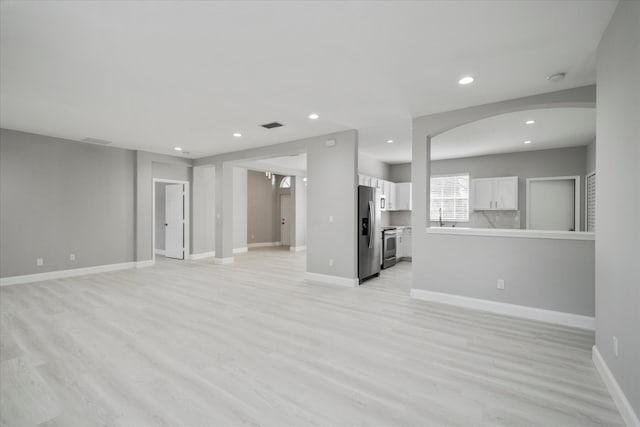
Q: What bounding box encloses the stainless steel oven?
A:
[382,228,397,269]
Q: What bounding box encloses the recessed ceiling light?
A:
[174,147,182,151]
[387,139,394,144]
[308,113,319,120]
[525,120,535,125]
[547,72,566,82]
[458,76,474,85]
[233,132,242,137]
[523,140,532,144]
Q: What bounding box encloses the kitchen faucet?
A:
[439,208,445,227]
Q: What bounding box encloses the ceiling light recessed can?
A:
[523,140,532,144]
[525,120,535,125]
[308,113,319,120]
[233,132,242,137]
[387,139,394,144]
[174,147,182,151]
[458,76,474,85]
[547,72,566,82]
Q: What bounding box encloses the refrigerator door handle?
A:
[368,200,374,248]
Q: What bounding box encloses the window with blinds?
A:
[586,172,596,232]
[430,174,469,222]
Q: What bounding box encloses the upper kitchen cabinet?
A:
[471,176,518,210]
[395,182,412,211]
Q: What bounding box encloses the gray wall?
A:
[192,165,215,255]
[389,163,411,183]
[359,151,390,180]
[247,170,278,244]
[0,129,135,277]
[292,176,307,248]
[154,182,169,251]
[233,167,248,249]
[411,86,597,318]
[586,139,597,173]
[307,130,358,279]
[595,0,640,416]
[430,146,588,231]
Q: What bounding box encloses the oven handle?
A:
[368,200,374,249]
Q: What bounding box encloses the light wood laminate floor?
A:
[1,248,623,426]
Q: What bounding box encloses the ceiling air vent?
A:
[261,122,284,129]
[82,137,112,145]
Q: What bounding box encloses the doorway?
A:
[153,179,190,262]
[526,176,580,231]
[280,194,292,246]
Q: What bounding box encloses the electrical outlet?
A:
[497,279,505,290]
[613,336,619,356]
[329,259,334,266]
[36,258,43,266]
[70,254,75,261]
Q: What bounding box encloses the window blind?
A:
[430,174,469,222]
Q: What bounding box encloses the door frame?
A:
[526,176,580,231]
[152,178,190,262]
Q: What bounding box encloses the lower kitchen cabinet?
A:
[397,228,412,260]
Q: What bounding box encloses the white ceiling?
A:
[0,1,616,163]
[432,108,595,160]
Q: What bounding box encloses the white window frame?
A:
[430,173,470,222]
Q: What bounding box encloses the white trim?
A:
[304,272,358,287]
[136,260,154,268]
[152,178,190,263]
[213,257,234,265]
[526,176,581,231]
[425,227,594,240]
[189,251,216,260]
[410,288,595,330]
[233,247,248,254]
[593,346,640,427]
[289,245,307,252]
[248,242,281,248]
[0,262,136,286]
[154,249,165,255]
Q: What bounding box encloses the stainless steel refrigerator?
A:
[358,185,381,283]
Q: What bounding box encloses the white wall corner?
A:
[289,245,307,252]
[410,288,595,330]
[593,346,640,427]
[304,272,358,287]
[233,247,248,254]
[189,251,216,260]
[213,257,234,265]
[0,262,136,287]
[136,260,155,268]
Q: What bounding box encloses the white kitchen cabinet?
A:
[394,182,412,211]
[471,176,518,210]
[385,181,396,211]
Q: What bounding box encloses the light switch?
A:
[329,215,334,223]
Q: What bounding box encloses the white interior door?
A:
[165,184,184,259]
[280,194,291,246]
[528,179,576,231]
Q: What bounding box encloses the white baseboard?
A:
[289,245,307,252]
[154,249,165,255]
[304,272,358,287]
[248,242,281,248]
[410,288,595,330]
[136,260,155,268]
[593,346,640,427]
[189,251,216,260]
[213,257,234,265]
[233,247,248,254]
[0,261,137,286]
